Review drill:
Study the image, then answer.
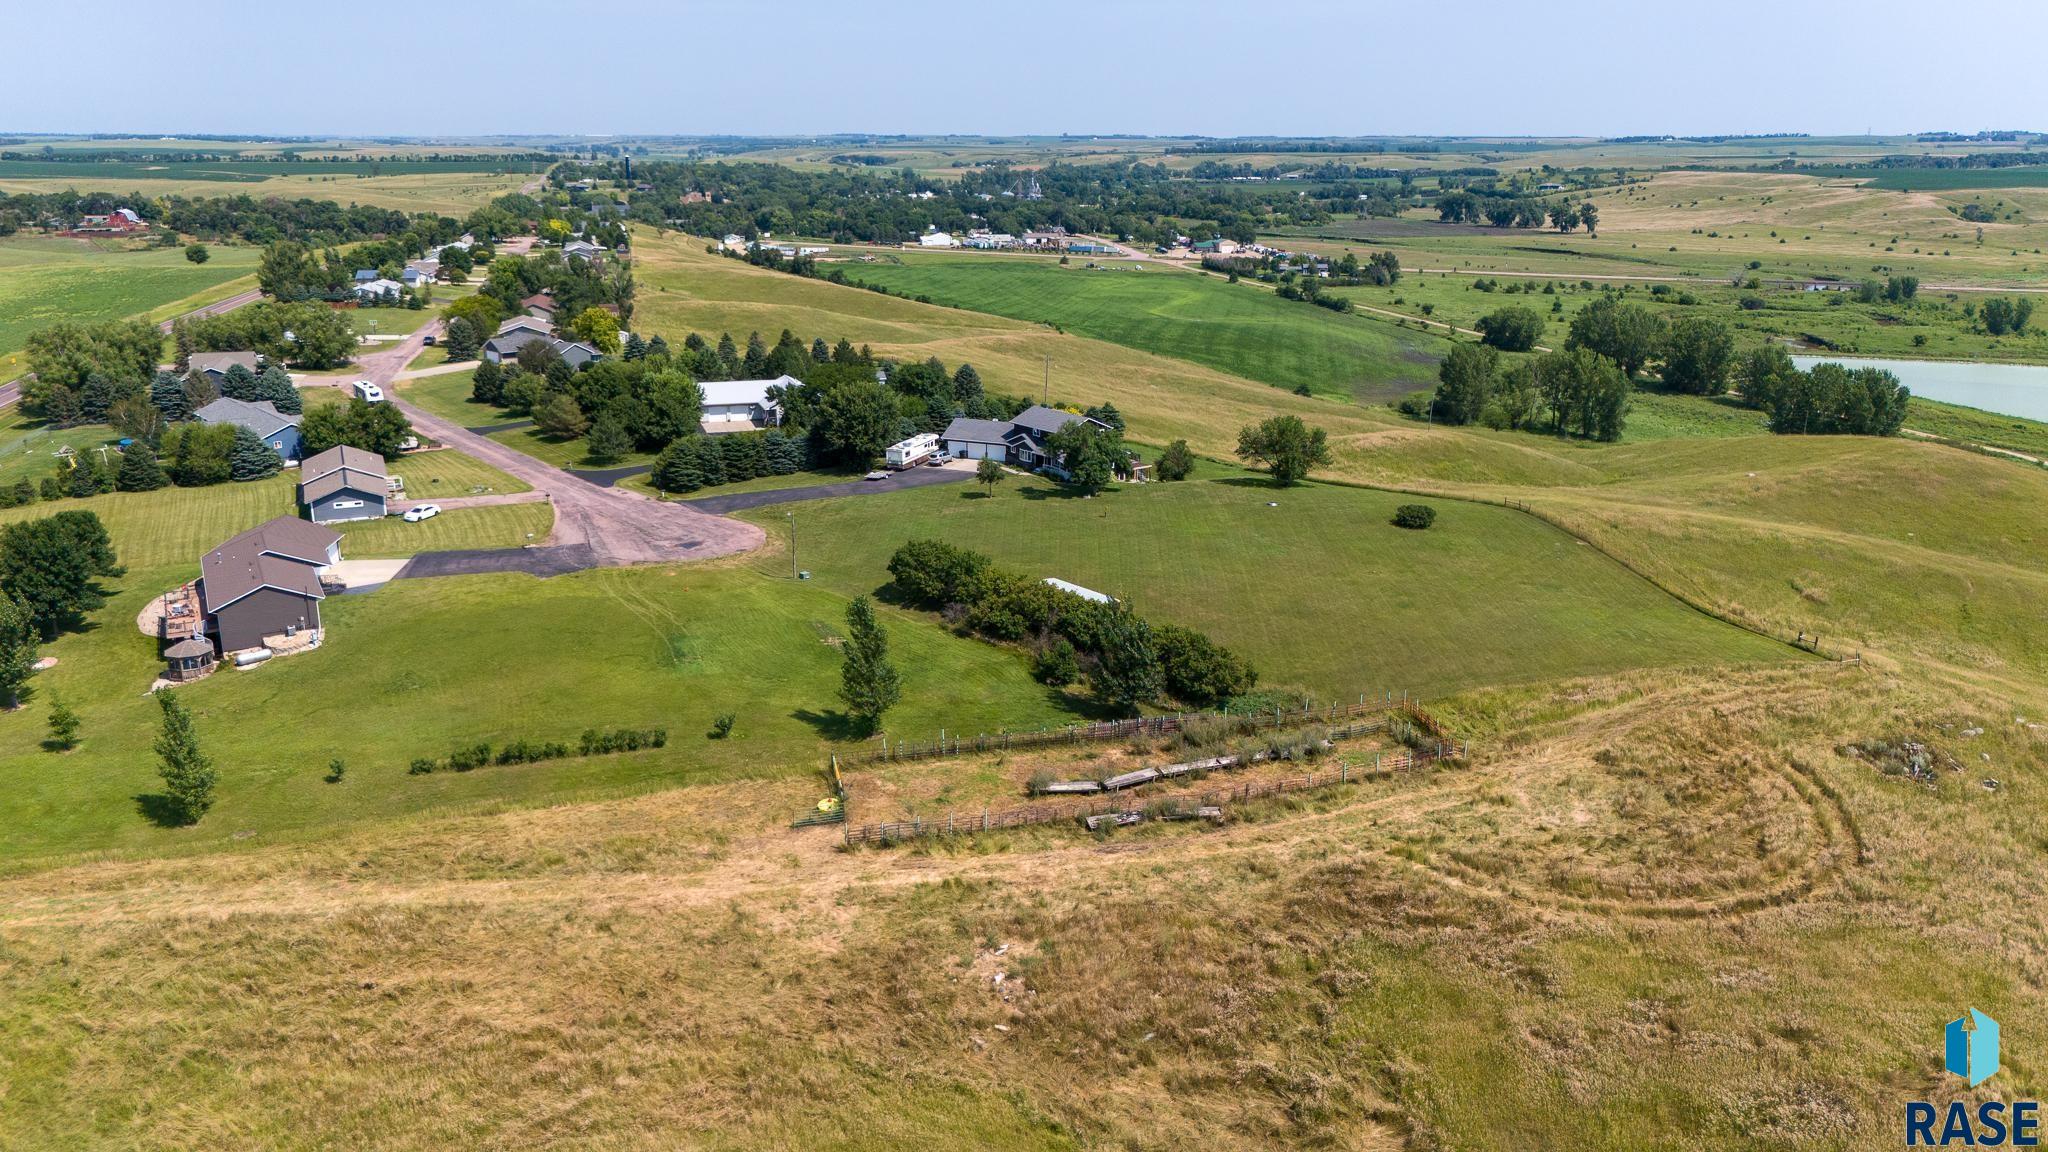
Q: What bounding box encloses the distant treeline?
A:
[0,187,470,245]
[0,149,551,166]
[1167,140,1440,155]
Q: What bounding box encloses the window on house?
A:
[333,500,364,510]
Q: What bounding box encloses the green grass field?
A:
[829,253,1450,402]
[739,463,1796,699]
[0,236,261,373]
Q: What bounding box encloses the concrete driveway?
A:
[355,326,765,568]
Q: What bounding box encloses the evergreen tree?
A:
[254,366,301,414]
[651,436,706,492]
[443,316,480,361]
[715,332,740,377]
[470,359,505,405]
[811,337,831,363]
[66,455,112,498]
[585,415,632,464]
[220,363,258,401]
[720,433,767,481]
[1156,439,1195,481]
[0,593,36,709]
[742,331,768,377]
[45,694,79,750]
[153,689,217,824]
[115,444,169,492]
[623,332,648,361]
[832,337,857,363]
[647,334,670,360]
[952,363,984,403]
[837,595,901,733]
[149,370,192,421]
[228,426,283,481]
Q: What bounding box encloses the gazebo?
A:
[163,637,217,683]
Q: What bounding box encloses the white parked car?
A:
[402,504,441,522]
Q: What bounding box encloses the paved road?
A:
[359,324,765,567]
[684,463,972,514]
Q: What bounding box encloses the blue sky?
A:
[15,0,2048,138]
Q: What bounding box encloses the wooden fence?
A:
[842,742,1463,847]
[833,693,1412,770]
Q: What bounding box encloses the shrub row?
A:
[407,728,665,775]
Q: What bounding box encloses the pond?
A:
[1790,355,2048,423]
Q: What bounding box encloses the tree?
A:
[1736,344,1800,412]
[115,444,169,492]
[1577,202,1599,235]
[1433,343,1499,425]
[0,510,121,639]
[299,398,413,458]
[1392,504,1437,529]
[153,689,217,824]
[1474,306,1545,352]
[162,422,235,486]
[1235,414,1331,486]
[219,363,258,401]
[532,393,590,439]
[1155,439,1195,481]
[184,243,210,265]
[1567,295,1662,379]
[149,370,193,422]
[623,332,649,361]
[569,307,622,355]
[1032,637,1080,686]
[813,380,898,466]
[1659,317,1736,396]
[470,359,505,405]
[952,363,983,402]
[23,318,161,421]
[442,316,481,362]
[1044,421,1123,493]
[228,426,283,480]
[585,414,632,463]
[46,694,79,750]
[1548,203,1583,233]
[108,395,167,444]
[837,595,901,733]
[974,456,1004,496]
[253,366,300,414]
[0,593,36,709]
[1982,296,2035,336]
[67,454,112,498]
[1152,624,1256,708]
[1091,605,1161,716]
[443,295,506,346]
[1534,348,1630,441]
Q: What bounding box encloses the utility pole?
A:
[1042,355,1050,404]
[787,510,797,579]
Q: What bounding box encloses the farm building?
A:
[298,445,390,524]
[190,517,342,656]
[700,376,792,434]
[186,350,262,385]
[918,231,958,248]
[194,397,303,463]
[1043,578,1114,605]
[68,208,147,234]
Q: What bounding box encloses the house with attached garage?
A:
[481,324,602,369]
[191,516,342,656]
[194,397,303,462]
[699,376,792,434]
[942,405,1111,478]
[298,445,391,524]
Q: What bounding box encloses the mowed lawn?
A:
[741,465,1795,700]
[837,254,1448,403]
[0,562,1077,862]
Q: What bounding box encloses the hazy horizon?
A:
[17,0,2048,140]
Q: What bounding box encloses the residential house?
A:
[699,376,792,433]
[520,293,557,321]
[186,350,262,385]
[402,261,439,287]
[481,326,601,369]
[720,233,749,252]
[193,516,342,655]
[352,278,405,302]
[353,269,379,284]
[562,239,605,262]
[918,231,958,248]
[941,405,1111,478]
[194,397,303,462]
[298,445,390,524]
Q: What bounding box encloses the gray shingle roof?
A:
[942,417,1013,445]
[301,445,387,484]
[195,517,340,612]
[301,468,387,504]
[1010,405,1094,437]
[195,397,299,439]
[187,350,261,377]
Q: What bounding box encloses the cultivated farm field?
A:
[0,235,260,376]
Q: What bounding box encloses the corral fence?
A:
[842,742,1464,847]
[790,756,849,828]
[834,692,1417,771]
